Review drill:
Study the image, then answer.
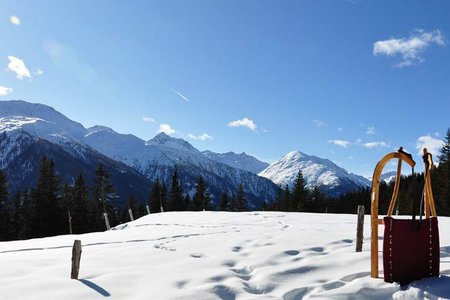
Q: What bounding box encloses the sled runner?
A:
[370,147,439,284]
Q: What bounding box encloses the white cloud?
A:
[158,124,175,135]
[366,126,376,135]
[228,117,257,131]
[142,116,156,123]
[10,15,21,25]
[7,56,31,79]
[338,127,344,132]
[171,88,190,102]
[363,141,388,149]
[34,69,44,76]
[188,133,213,141]
[313,119,327,128]
[373,29,446,67]
[416,135,444,156]
[0,86,13,96]
[329,140,350,148]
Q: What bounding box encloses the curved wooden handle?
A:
[371,148,415,278]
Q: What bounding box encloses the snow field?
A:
[0,211,449,299]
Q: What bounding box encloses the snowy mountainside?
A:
[259,150,371,196]
[0,100,277,206]
[85,130,277,206]
[202,150,269,174]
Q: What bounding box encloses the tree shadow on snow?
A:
[79,279,111,297]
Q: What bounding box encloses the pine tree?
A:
[219,192,229,211]
[183,194,191,211]
[11,190,24,239]
[168,170,184,211]
[91,164,117,230]
[71,174,90,233]
[292,171,307,212]
[127,195,138,221]
[438,129,450,165]
[193,176,209,211]
[229,194,237,212]
[0,169,11,241]
[281,185,291,212]
[31,157,64,238]
[61,183,74,234]
[434,128,450,215]
[236,184,246,211]
[148,179,166,213]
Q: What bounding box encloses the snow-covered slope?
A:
[202,150,269,174]
[259,151,371,196]
[0,211,448,299]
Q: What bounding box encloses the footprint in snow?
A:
[284,250,300,256]
[190,253,205,258]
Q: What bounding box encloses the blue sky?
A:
[1,0,449,177]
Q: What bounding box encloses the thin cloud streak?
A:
[171,88,190,102]
[329,140,350,148]
[363,141,388,149]
[188,133,213,141]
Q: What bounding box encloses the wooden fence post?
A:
[356,205,365,252]
[71,240,82,279]
[128,208,134,221]
[103,212,111,230]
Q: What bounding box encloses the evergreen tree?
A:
[61,183,74,234]
[168,170,184,211]
[91,164,117,230]
[21,190,34,239]
[71,174,90,233]
[281,185,291,212]
[434,128,450,215]
[438,128,450,165]
[308,186,325,213]
[127,195,138,221]
[292,171,307,212]
[11,190,25,239]
[236,184,246,211]
[148,179,166,213]
[192,176,209,211]
[31,157,64,237]
[219,192,229,211]
[184,194,191,211]
[0,169,11,241]
[229,194,237,212]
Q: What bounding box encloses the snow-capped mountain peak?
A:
[201,150,269,174]
[147,132,198,152]
[259,150,370,196]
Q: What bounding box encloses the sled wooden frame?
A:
[370,147,437,278]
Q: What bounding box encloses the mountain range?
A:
[0,100,371,208]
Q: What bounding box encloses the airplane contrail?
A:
[171,88,190,102]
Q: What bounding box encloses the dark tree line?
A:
[0,159,250,241]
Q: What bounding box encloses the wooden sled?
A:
[370,147,436,278]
